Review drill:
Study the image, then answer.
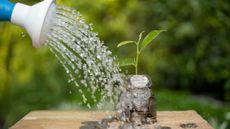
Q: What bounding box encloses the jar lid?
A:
[129,75,151,88]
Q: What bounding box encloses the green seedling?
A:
[117,30,165,74]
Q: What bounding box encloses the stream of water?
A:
[46,6,122,109]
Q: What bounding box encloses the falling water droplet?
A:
[46,6,122,110]
[21,32,26,38]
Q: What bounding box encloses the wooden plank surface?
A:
[10,110,214,129]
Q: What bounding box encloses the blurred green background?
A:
[0,0,230,128]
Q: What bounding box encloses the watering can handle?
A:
[0,0,15,21]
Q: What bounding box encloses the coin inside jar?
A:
[132,88,151,100]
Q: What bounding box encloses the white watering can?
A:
[0,0,56,48]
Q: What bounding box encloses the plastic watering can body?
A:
[0,0,15,21]
[0,0,56,48]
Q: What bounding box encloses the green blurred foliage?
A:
[0,0,230,128]
[66,0,230,100]
[0,23,71,128]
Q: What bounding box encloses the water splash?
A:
[46,6,122,109]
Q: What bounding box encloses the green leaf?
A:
[118,58,135,67]
[137,31,145,49]
[138,31,145,43]
[117,41,135,48]
[141,30,165,50]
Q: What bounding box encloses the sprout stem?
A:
[135,42,140,75]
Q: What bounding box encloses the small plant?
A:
[117,30,165,74]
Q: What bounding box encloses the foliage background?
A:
[0,0,229,128]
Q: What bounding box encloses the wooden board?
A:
[10,110,214,129]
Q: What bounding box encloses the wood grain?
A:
[10,110,214,129]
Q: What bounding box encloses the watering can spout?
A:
[0,0,56,48]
